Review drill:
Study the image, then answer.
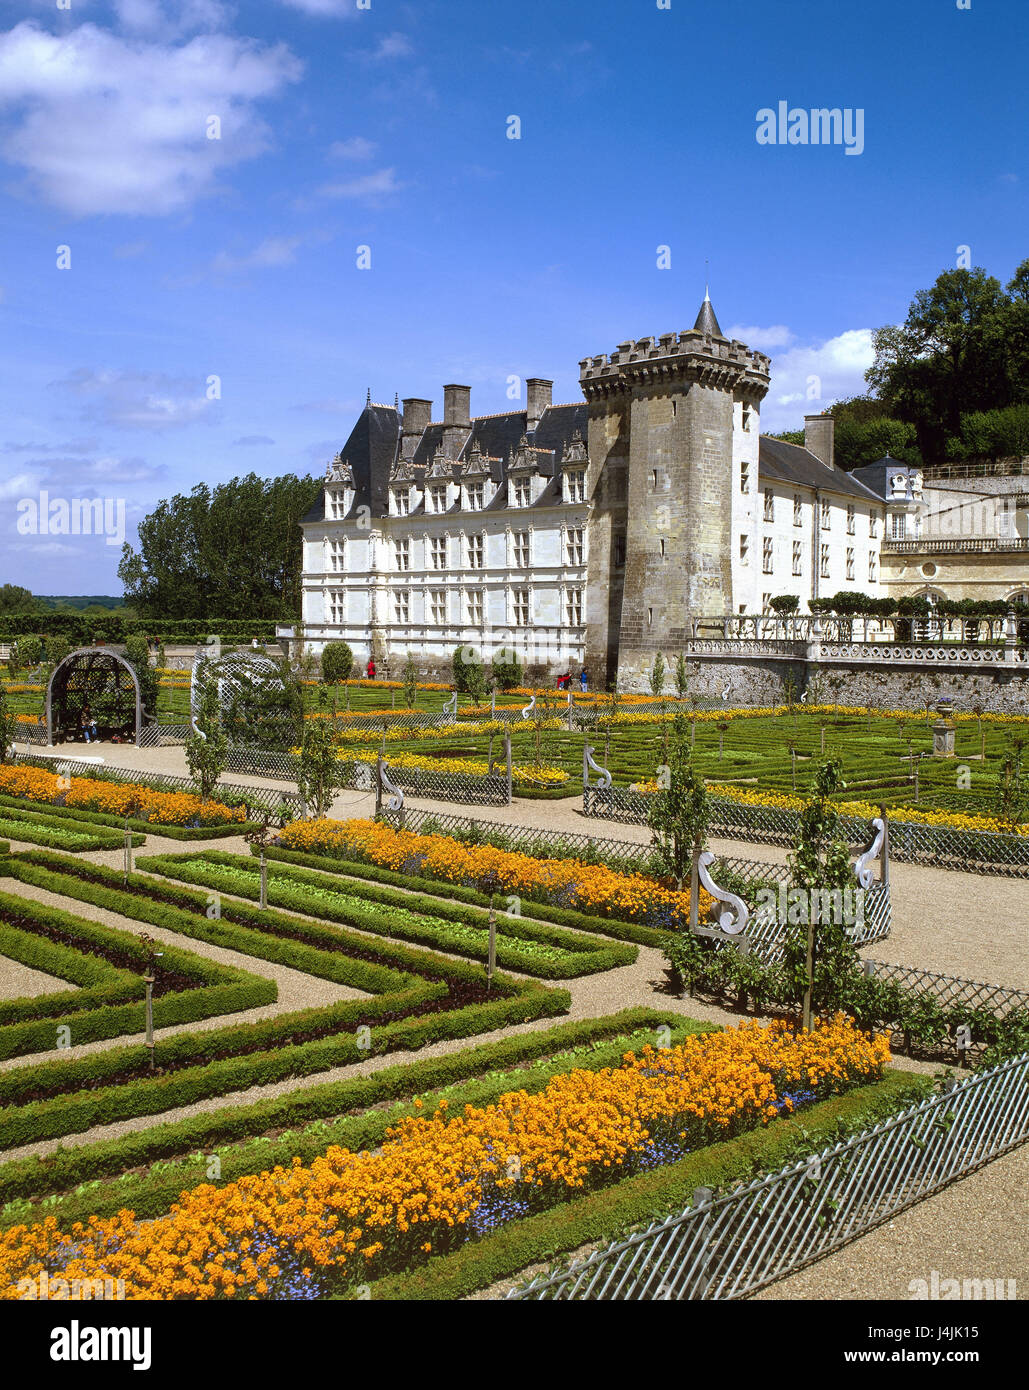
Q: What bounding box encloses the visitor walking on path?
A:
[580,668,588,693]
[366,657,376,680]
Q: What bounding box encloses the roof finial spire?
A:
[705,258,710,302]
[394,392,399,409]
[366,387,372,405]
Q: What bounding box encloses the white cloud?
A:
[209,235,302,274]
[52,367,220,430]
[328,136,377,160]
[761,328,875,432]
[276,0,357,16]
[0,471,40,501]
[370,32,413,60]
[112,0,232,37]
[317,166,402,201]
[0,21,302,216]
[726,323,795,351]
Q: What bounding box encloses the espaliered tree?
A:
[0,685,17,764]
[648,716,710,892]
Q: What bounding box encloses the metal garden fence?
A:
[583,783,1029,877]
[507,1050,1029,1300]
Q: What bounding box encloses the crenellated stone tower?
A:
[580,296,770,688]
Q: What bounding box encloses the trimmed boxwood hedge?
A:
[257,843,670,949]
[0,803,142,852]
[0,1010,714,1229]
[0,792,257,842]
[139,850,638,980]
[0,890,274,1060]
[359,1069,931,1301]
[0,852,568,1150]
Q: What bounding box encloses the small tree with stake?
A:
[297,719,348,819]
[784,758,860,1030]
[185,670,227,802]
[245,813,275,908]
[0,685,18,766]
[648,716,710,892]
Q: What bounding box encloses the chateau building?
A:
[299,296,886,686]
[853,456,1029,608]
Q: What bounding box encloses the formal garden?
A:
[0,638,1026,1301]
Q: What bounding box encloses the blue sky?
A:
[1,0,1026,593]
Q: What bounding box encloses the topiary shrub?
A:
[321,641,354,686]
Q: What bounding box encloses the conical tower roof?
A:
[693,291,723,338]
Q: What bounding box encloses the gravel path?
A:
[0,956,70,1000]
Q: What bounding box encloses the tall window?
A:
[430,535,448,570]
[741,462,750,494]
[869,511,878,537]
[566,527,584,565]
[821,498,831,530]
[393,590,409,624]
[891,512,906,539]
[792,540,802,576]
[429,589,447,625]
[820,543,830,578]
[739,534,749,565]
[793,494,803,526]
[742,403,753,432]
[429,483,448,513]
[613,534,626,569]
[846,504,855,535]
[565,470,586,504]
[763,488,774,522]
[328,590,345,624]
[466,482,485,511]
[512,588,530,627]
[513,475,532,508]
[565,587,583,625]
[466,589,484,625]
[846,547,855,581]
[868,552,878,583]
[394,488,410,516]
[762,537,774,574]
[393,538,410,571]
[328,538,345,572]
[328,488,347,520]
[512,530,530,567]
[466,534,484,569]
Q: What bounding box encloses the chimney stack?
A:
[526,378,553,433]
[805,414,835,471]
[442,384,471,458]
[401,398,432,460]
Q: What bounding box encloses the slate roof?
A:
[302,400,589,524]
[850,456,905,500]
[759,436,882,502]
[693,293,724,338]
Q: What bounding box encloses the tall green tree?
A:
[647,716,709,891]
[185,672,228,801]
[118,473,322,618]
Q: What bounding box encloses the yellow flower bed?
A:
[329,748,569,786]
[703,783,1029,838]
[0,765,246,827]
[0,1016,888,1300]
[277,817,707,925]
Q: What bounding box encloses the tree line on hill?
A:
[769,258,1029,471]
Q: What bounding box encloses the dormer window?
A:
[466,482,485,511]
[394,487,410,517]
[429,483,448,513]
[327,488,348,521]
[513,475,532,508]
[565,470,586,504]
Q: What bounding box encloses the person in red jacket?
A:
[366,657,376,680]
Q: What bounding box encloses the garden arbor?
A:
[46,648,144,746]
[190,650,299,750]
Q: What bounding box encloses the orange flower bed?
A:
[0,765,246,827]
[0,1016,888,1300]
[277,817,710,928]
